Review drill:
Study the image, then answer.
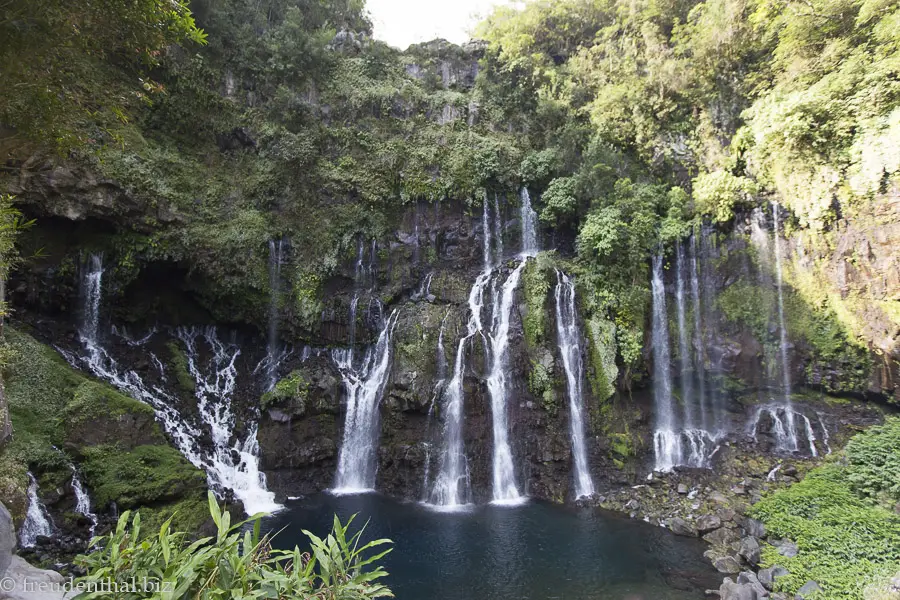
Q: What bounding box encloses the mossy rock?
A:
[0,328,208,523]
[79,443,207,511]
[166,340,196,394]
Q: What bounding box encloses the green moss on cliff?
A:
[0,328,206,523]
[166,340,196,394]
[585,314,617,402]
[79,444,206,511]
[522,252,555,349]
[261,370,310,410]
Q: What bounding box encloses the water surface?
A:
[263,493,719,600]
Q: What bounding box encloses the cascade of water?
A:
[428,286,487,508]
[554,271,594,498]
[178,327,281,514]
[80,254,104,345]
[421,312,452,500]
[493,193,504,263]
[689,236,707,430]
[699,227,726,432]
[749,208,779,383]
[333,310,400,493]
[772,202,798,450]
[482,198,492,267]
[70,467,98,537]
[519,187,539,256]
[20,473,53,547]
[487,260,528,503]
[674,243,695,427]
[817,412,832,454]
[651,253,678,471]
[750,405,816,456]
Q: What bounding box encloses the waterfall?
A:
[520,187,539,256]
[674,243,694,427]
[70,254,279,515]
[20,473,53,547]
[554,271,594,499]
[177,327,281,514]
[482,198,492,267]
[333,310,400,493]
[428,276,491,508]
[71,467,98,537]
[651,253,679,471]
[750,405,817,456]
[79,254,104,346]
[493,193,505,262]
[689,236,707,430]
[421,312,451,500]
[265,240,285,391]
[487,260,528,504]
[749,208,778,383]
[772,202,798,450]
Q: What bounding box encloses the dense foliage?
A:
[76,492,393,599]
[750,417,900,599]
[3,0,895,380]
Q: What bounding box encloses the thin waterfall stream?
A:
[554,271,594,498]
[19,473,53,548]
[332,310,400,493]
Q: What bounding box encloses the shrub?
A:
[751,459,900,598]
[76,492,393,599]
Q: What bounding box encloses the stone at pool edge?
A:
[668,517,699,537]
[758,565,789,591]
[0,502,13,576]
[796,580,823,598]
[739,536,761,566]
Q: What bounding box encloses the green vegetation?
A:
[166,340,196,395]
[261,369,310,410]
[0,328,206,524]
[751,417,900,598]
[522,252,555,349]
[76,492,393,600]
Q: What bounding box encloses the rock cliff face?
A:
[7,184,890,513]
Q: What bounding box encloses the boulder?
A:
[719,577,759,600]
[796,580,822,599]
[1,555,66,600]
[677,483,689,494]
[742,517,767,539]
[737,571,769,597]
[714,556,743,574]
[739,536,761,566]
[758,566,789,591]
[670,517,699,537]
[698,514,724,534]
[775,540,799,558]
[705,527,741,546]
[0,502,13,576]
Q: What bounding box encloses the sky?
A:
[365,0,511,49]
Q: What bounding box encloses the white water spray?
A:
[554,271,594,498]
[333,311,400,493]
[20,473,53,547]
[71,468,98,537]
[651,253,678,471]
[772,202,798,450]
[72,254,279,515]
[487,260,528,504]
[520,188,539,256]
